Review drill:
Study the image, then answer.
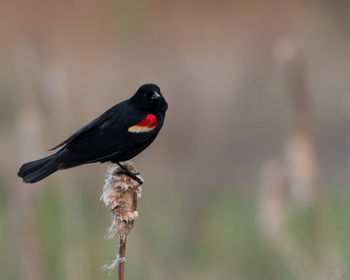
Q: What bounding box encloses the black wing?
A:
[49,106,118,151]
[54,101,160,167]
[63,109,159,162]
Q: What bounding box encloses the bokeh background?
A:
[1,1,350,279]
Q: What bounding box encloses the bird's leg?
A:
[116,162,143,185]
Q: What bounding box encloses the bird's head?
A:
[131,84,168,113]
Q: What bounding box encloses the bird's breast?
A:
[128,113,158,133]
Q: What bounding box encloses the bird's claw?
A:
[117,170,143,185]
[116,162,143,185]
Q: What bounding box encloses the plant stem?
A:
[118,237,126,280]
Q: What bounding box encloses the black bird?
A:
[18,84,168,184]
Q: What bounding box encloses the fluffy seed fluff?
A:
[102,254,126,276]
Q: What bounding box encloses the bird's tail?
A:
[18,154,59,183]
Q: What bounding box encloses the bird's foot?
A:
[117,171,143,185]
[116,163,143,185]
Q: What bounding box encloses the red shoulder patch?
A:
[128,114,158,133]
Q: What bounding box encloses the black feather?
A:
[18,154,59,183]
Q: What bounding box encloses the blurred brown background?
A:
[1,1,350,279]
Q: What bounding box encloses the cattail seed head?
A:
[101,162,143,241]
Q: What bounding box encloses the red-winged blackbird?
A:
[18,84,168,184]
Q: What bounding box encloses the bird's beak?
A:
[151,91,161,100]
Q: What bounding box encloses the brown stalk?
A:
[118,238,126,280]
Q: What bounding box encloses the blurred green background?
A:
[1,1,350,279]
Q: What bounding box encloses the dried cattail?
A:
[284,134,319,206]
[100,162,143,279]
[274,37,319,207]
[259,159,288,242]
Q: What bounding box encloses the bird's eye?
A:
[143,91,161,101]
[144,92,152,99]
